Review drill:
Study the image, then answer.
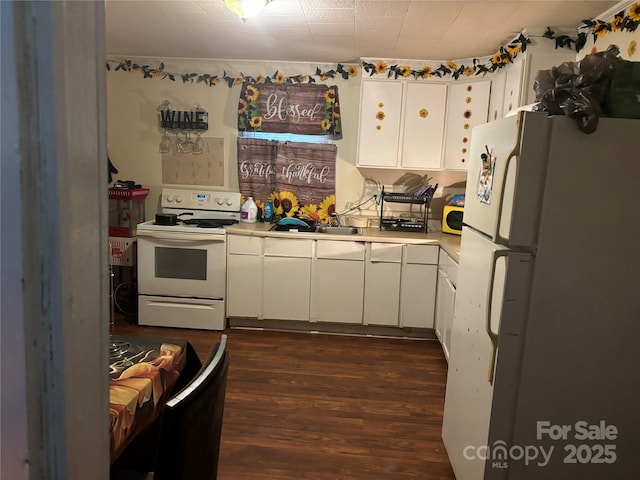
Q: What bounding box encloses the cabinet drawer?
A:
[228,235,262,255]
[438,248,458,287]
[264,237,313,258]
[316,240,365,261]
[447,260,458,287]
[405,244,438,264]
[370,242,403,262]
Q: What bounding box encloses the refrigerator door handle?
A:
[486,249,510,385]
[494,153,518,245]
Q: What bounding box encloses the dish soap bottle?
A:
[240,196,258,223]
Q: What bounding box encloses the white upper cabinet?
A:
[488,70,506,123]
[401,83,448,169]
[356,80,404,168]
[501,50,576,116]
[442,80,491,170]
[356,79,447,169]
[503,56,526,116]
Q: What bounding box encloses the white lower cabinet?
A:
[364,243,403,326]
[400,244,438,328]
[226,235,262,318]
[435,248,458,361]
[311,240,365,324]
[262,238,313,321]
[226,235,443,330]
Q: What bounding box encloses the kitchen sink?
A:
[314,226,360,235]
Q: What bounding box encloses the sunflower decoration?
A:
[611,16,624,31]
[491,52,504,65]
[592,20,611,38]
[348,65,359,77]
[399,65,411,77]
[268,192,282,215]
[420,66,432,78]
[275,72,287,84]
[253,198,265,219]
[278,191,300,217]
[463,67,475,77]
[298,204,321,222]
[508,43,522,56]
[318,195,336,224]
[238,81,265,131]
[332,102,341,119]
[255,74,266,84]
[249,116,263,129]
[321,118,332,132]
[245,85,259,102]
[629,2,640,21]
[325,87,337,104]
[375,61,388,75]
[238,98,248,115]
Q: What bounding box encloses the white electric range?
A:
[136,188,241,330]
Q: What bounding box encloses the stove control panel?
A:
[161,188,241,212]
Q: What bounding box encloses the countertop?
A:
[226,222,461,262]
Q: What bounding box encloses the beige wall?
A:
[577,26,640,61]
[106,57,467,222]
[105,17,639,223]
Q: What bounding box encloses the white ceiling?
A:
[105,0,618,63]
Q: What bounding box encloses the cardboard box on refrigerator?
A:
[109,237,137,266]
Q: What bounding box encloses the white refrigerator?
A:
[442,111,640,479]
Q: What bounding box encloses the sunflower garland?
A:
[105,33,532,86]
[106,59,359,87]
[362,34,531,80]
[543,3,640,52]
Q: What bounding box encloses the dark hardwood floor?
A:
[113,314,456,480]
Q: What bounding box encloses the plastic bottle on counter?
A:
[240,196,258,223]
[263,201,274,223]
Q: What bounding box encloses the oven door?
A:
[137,233,226,299]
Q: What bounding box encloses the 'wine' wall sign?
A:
[159,109,208,131]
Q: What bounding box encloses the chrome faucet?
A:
[330,212,341,226]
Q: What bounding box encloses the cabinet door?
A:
[443,80,491,170]
[435,268,447,341]
[435,267,456,361]
[357,80,403,167]
[401,263,437,328]
[227,254,261,318]
[262,257,311,321]
[401,83,447,169]
[443,280,456,361]
[311,258,364,324]
[364,242,402,326]
[488,70,506,122]
[502,57,525,116]
[521,51,575,105]
[364,262,401,326]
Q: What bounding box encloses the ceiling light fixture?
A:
[224,0,271,23]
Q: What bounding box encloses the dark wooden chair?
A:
[112,335,229,480]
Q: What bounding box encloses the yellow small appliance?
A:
[442,205,464,235]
